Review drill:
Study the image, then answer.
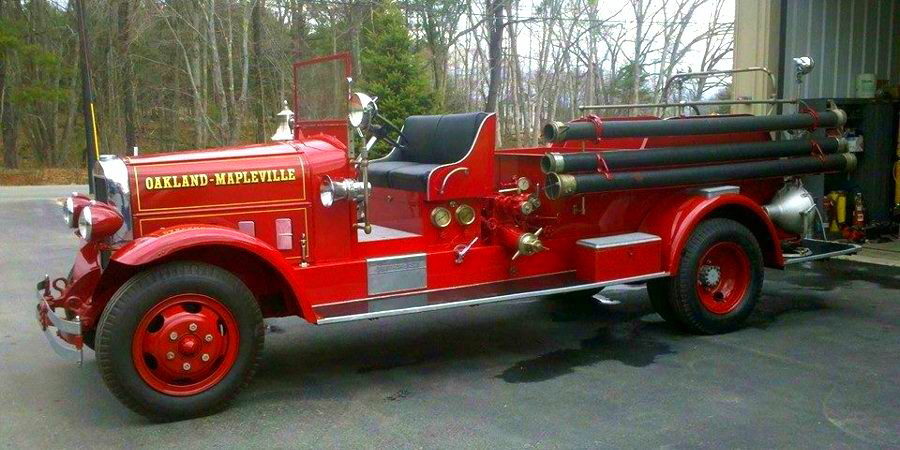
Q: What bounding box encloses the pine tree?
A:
[359,1,433,130]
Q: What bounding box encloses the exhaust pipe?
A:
[543,109,847,142]
[544,153,856,199]
[541,137,848,174]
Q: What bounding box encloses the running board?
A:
[783,238,861,265]
[314,271,668,324]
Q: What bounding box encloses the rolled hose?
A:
[544,153,856,199]
[541,137,848,174]
[543,109,847,142]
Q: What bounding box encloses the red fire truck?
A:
[36,54,859,420]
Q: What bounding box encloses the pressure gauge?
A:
[516,177,531,192]
[431,207,452,228]
[455,204,476,226]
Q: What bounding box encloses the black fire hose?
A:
[543,109,847,142]
[544,153,856,199]
[541,137,848,174]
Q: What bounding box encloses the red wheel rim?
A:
[131,294,240,396]
[695,242,751,315]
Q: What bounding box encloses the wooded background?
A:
[0,0,733,170]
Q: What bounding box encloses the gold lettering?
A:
[226,172,235,185]
[162,177,173,189]
[214,173,226,185]
[287,168,296,180]
[198,174,208,186]
[154,177,163,190]
[234,172,244,184]
[145,177,154,190]
[250,171,259,183]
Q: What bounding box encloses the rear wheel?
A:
[96,262,264,421]
[648,218,763,334]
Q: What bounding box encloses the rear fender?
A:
[639,192,783,274]
[106,225,312,321]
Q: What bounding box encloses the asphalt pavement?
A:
[1,185,898,448]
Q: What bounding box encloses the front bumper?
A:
[36,276,83,364]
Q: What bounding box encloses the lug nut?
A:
[204,334,213,342]
[182,362,191,371]
[169,331,178,341]
[201,353,210,362]
[189,323,198,332]
[166,351,175,360]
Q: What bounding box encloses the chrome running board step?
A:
[783,238,860,265]
[314,271,667,324]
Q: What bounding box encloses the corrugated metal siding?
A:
[782,0,900,102]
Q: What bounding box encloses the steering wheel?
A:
[366,117,409,151]
[349,92,408,152]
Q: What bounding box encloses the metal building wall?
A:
[782,0,900,101]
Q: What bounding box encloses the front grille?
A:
[93,175,108,202]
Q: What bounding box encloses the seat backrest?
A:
[398,112,489,165]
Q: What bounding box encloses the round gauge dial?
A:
[516,177,531,192]
[430,207,452,228]
[455,204,476,226]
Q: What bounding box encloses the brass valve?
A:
[512,227,548,261]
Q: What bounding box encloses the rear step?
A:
[783,238,860,264]
[314,271,667,324]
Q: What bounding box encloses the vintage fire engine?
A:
[36,54,859,420]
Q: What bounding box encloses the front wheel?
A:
[649,218,763,334]
[96,262,264,421]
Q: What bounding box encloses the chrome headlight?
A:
[76,203,124,242]
[320,175,367,208]
[63,193,91,229]
[78,206,93,240]
[63,197,75,227]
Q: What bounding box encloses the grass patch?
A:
[0,168,87,186]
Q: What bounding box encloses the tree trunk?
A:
[224,2,237,143]
[484,0,504,113]
[632,0,643,104]
[0,0,17,168]
[251,0,265,142]
[117,0,137,153]
[348,1,362,81]
[207,0,230,144]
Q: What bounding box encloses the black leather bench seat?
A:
[368,112,488,192]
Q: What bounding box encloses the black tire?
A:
[652,218,763,334]
[95,262,264,421]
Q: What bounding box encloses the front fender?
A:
[639,192,783,273]
[110,225,311,320]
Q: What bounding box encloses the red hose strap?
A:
[595,154,612,180]
[810,139,825,162]
[804,107,820,131]
[575,114,604,142]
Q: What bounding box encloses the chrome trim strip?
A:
[318,271,669,324]
[577,233,661,249]
[695,185,740,198]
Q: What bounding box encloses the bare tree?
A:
[117,0,137,152]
